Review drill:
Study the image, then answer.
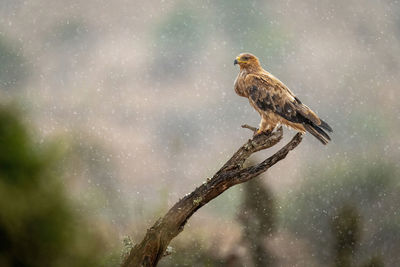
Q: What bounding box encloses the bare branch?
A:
[121,127,303,267]
[241,124,258,132]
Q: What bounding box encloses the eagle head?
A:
[234,53,261,70]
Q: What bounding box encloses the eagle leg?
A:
[254,117,274,136]
[253,128,273,137]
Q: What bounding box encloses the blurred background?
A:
[0,0,399,266]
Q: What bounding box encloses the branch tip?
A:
[241,124,258,132]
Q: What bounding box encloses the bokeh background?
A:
[0,0,399,266]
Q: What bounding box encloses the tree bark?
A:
[121,126,303,267]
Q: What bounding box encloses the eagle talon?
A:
[253,129,271,137]
[253,129,261,137]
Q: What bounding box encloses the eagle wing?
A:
[244,73,332,144]
[245,73,325,127]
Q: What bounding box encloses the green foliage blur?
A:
[0,105,106,267]
[159,241,225,267]
[330,205,385,267]
[213,0,288,58]
[152,3,206,80]
[0,37,28,91]
[238,178,276,266]
[282,160,399,266]
[331,205,361,267]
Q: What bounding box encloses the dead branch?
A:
[241,124,258,132]
[121,126,303,267]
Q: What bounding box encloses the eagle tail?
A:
[319,119,333,133]
[304,123,331,145]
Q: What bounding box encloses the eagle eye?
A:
[242,56,249,61]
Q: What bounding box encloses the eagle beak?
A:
[234,58,238,65]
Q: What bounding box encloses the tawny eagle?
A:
[234,53,332,144]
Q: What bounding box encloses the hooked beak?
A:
[234,58,238,65]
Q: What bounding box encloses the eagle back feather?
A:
[244,74,322,126]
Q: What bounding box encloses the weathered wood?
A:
[121,127,303,267]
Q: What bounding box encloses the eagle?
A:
[234,53,332,145]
